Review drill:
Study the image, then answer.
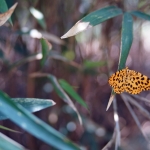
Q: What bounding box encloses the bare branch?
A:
[121,94,149,142]
[132,95,150,103]
[124,94,150,120]
[102,97,121,150]
[102,130,116,150]
[113,98,121,149]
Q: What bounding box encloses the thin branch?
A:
[104,40,120,149]
[113,97,121,150]
[102,130,116,150]
[102,97,121,150]
[124,94,150,120]
[139,2,150,11]
[106,92,115,111]
[132,95,150,103]
[121,94,149,142]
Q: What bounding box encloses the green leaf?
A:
[107,13,133,110]
[47,75,82,124]
[83,60,105,69]
[118,13,133,70]
[63,50,75,61]
[61,6,122,38]
[0,91,80,150]
[0,125,20,133]
[0,133,25,150]
[81,6,122,26]
[81,60,105,75]
[40,38,51,67]
[59,79,88,110]
[0,0,13,25]
[130,11,150,20]
[0,98,55,120]
[30,7,47,29]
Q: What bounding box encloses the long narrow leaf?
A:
[59,79,88,109]
[107,13,133,110]
[0,125,20,133]
[118,13,133,70]
[81,6,122,26]
[0,133,25,150]
[130,11,150,20]
[0,0,9,13]
[0,98,55,120]
[48,75,82,124]
[106,91,115,111]
[61,6,122,38]
[0,91,80,150]
[40,38,52,67]
[0,0,13,25]
[0,3,17,27]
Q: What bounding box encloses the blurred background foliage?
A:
[1,0,150,150]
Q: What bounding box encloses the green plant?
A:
[61,3,150,150]
[1,0,150,150]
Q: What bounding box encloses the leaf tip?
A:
[51,100,56,106]
[10,2,18,11]
[106,93,115,111]
[61,21,91,39]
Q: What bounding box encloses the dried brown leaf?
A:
[106,91,115,111]
[61,21,91,39]
[0,3,18,26]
